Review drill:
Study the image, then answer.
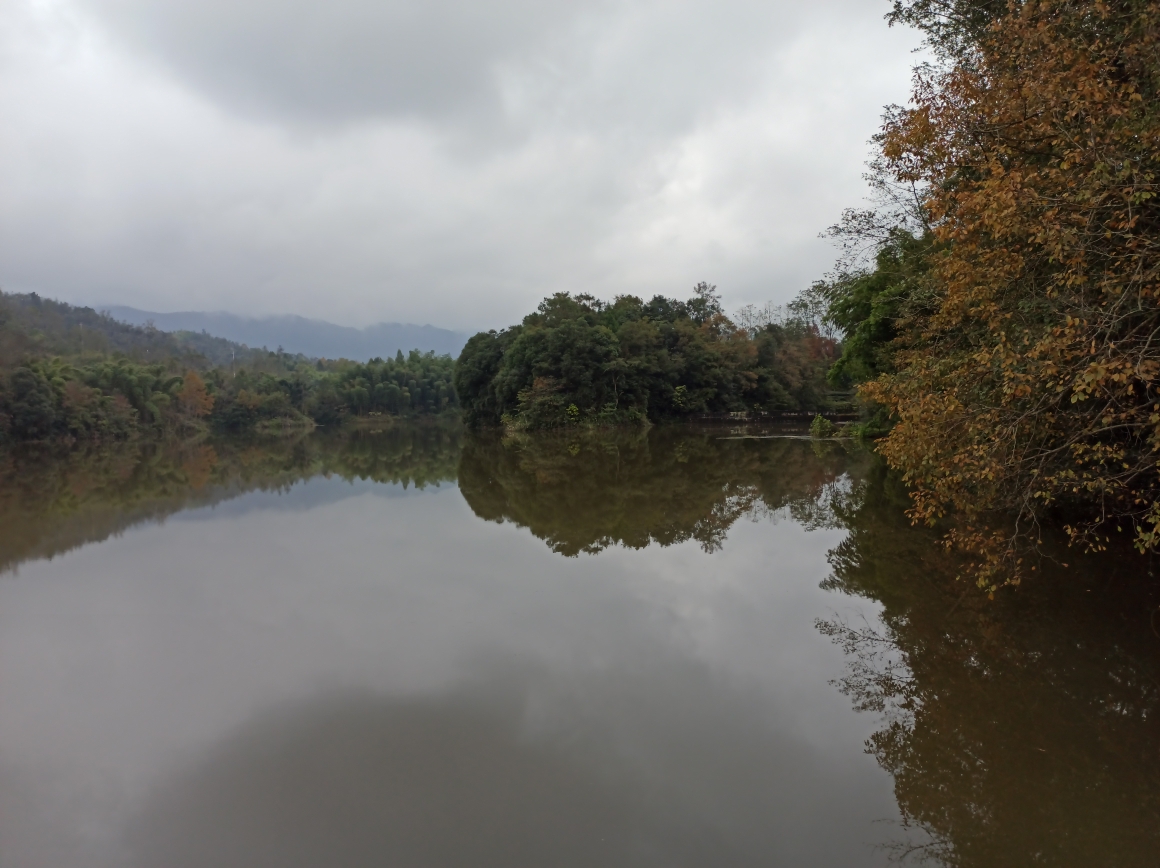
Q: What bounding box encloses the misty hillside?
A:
[105,306,468,361]
[0,291,275,370]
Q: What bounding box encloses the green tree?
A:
[5,367,57,439]
[454,287,830,429]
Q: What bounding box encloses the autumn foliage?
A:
[861,0,1160,586]
[177,371,214,419]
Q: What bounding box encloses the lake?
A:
[1,422,1157,867]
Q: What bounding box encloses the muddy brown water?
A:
[1,423,1157,867]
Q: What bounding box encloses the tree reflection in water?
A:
[0,420,461,575]
[3,422,1157,864]
[457,426,859,556]
[819,461,1160,866]
[461,428,1160,865]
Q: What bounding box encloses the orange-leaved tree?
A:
[177,370,214,420]
[862,0,1160,589]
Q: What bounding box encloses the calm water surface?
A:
[0,424,1157,867]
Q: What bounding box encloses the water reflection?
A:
[119,654,879,868]
[0,421,461,575]
[458,427,860,555]
[1,424,1158,866]
[818,461,1160,866]
[0,425,897,867]
[0,423,857,572]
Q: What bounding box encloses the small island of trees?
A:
[453,283,839,429]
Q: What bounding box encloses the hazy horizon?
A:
[101,303,469,359]
[100,302,466,334]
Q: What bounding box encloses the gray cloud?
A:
[0,0,922,331]
[86,0,610,124]
[84,0,811,131]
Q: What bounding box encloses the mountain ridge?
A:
[103,306,468,361]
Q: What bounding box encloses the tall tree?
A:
[178,371,214,419]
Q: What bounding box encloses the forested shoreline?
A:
[0,291,458,443]
[452,0,1160,589]
[1,281,842,445]
[453,284,840,429]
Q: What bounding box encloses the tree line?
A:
[453,283,840,429]
[0,291,458,443]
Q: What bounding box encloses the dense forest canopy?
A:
[0,291,458,443]
[454,284,839,429]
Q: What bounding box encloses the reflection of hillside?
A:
[819,465,1160,866]
[457,427,868,556]
[2,423,867,573]
[0,422,461,575]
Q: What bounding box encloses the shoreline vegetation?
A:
[803,0,1160,589]
[0,290,460,445]
[452,0,1160,589]
[453,283,847,432]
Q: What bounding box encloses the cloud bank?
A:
[0,0,920,330]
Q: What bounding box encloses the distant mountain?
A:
[103,306,469,361]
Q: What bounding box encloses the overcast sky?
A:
[0,0,921,331]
